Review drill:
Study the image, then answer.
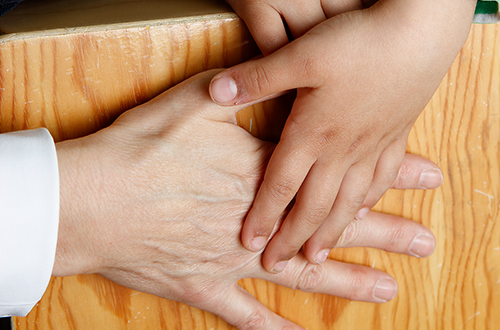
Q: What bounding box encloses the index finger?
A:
[241,140,316,252]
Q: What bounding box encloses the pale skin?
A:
[54,70,441,330]
[210,0,476,273]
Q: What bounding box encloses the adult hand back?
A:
[53,70,440,330]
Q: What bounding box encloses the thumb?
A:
[156,69,287,125]
[125,69,251,125]
[209,43,315,106]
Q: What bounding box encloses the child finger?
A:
[281,1,327,38]
[302,161,376,264]
[224,0,290,55]
[240,139,317,254]
[259,161,345,272]
[361,140,407,208]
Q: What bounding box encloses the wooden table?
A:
[1,0,499,329]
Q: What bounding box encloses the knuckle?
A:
[272,237,305,262]
[336,194,365,212]
[179,291,207,308]
[300,205,331,227]
[289,45,320,84]
[382,169,399,187]
[294,263,323,292]
[312,128,337,151]
[294,126,338,156]
[343,268,370,301]
[343,132,377,159]
[245,63,274,97]
[267,179,296,205]
[236,310,268,330]
[393,160,413,187]
[346,135,367,156]
[179,281,217,306]
[374,161,401,186]
[384,224,411,251]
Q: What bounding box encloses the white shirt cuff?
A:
[0,128,59,317]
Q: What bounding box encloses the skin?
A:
[211,0,476,273]
[53,70,441,330]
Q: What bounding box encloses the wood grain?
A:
[0,3,259,142]
[1,0,499,329]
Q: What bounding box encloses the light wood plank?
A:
[0,0,260,142]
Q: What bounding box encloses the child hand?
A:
[210,0,476,273]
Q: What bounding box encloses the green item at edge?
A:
[476,0,499,15]
[474,0,499,23]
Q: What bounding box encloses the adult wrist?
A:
[52,139,103,277]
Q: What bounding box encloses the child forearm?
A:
[382,0,476,55]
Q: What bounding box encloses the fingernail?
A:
[409,234,435,258]
[210,76,237,104]
[373,278,398,302]
[355,207,370,220]
[249,236,267,252]
[419,169,443,189]
[314,249,330,264]
[272,260,289,273]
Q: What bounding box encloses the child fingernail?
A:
[409,234,435,258]
[373,278,398,302]
[355,207,370,220]
[249,236,266,252]
[314,249,330,264]
[210,76,237,104]
[272,260,289,273]
[419,169,443,189]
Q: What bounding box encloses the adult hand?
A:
[54,70,439,330]
[211,0,474,273]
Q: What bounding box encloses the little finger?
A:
[208,283,305,330]
[361,140,407,209]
